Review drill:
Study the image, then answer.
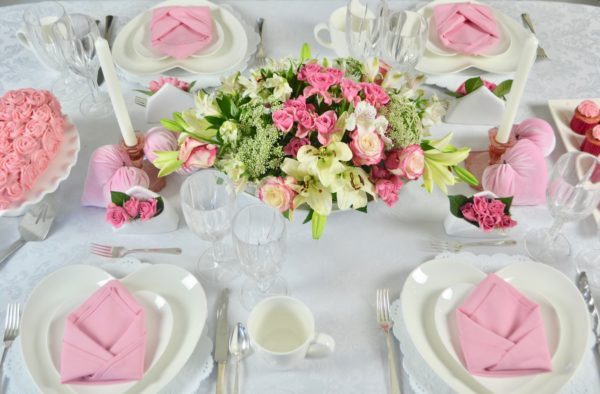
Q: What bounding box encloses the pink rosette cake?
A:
[580,125,600,157]
[570,100,600,135]
[0,89,65,210]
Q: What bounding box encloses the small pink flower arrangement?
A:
[105,191,164,228]
[136,77,195,96]
[449,194,517,232]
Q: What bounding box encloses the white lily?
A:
[331,167,376,210]
[421,96,447,128]
[296,142,353,187]
[264,74,292,101]
[238,75,262,99]
[361,57,380,82]
[345,101,389,141]
[181,108,217,140]
[194,90,221,118]
[220,72,241,94]
[281,158,333,216]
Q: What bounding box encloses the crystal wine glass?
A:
[180,169,239,283]
[525,151,600,266]
[380,10,428,73]
[51,13,111,118]
[232,204,287,310]
[345,0,389,59]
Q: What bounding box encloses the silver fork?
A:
[376,288,401,394]
[90,243,182,258]
[521,13,548,60]
[429,239,517,253]
[255,18,267,67]
[0,304,21,380]
[134,96,147,107]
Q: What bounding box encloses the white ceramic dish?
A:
[547,98,600,227]
[113,0,247,76]
[21,264,207,394]
[416,0,530,75]
[133,11,225,61]
[401,258,589,394]
[426,13,511,58]
[0,117,80,217]
[46,291,173,394]
[434,283,560,394]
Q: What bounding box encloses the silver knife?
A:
[97,15,114,86]
[214,289,230,394]
[576,272,600,356]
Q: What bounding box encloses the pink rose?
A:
[500,215,517,229]
[25,90,48,107]
[297,63,323,81]
[13,135,39,156]
[123,196,141,218]
[0,135,11,153]
[349,130,385,166]
[178,137,218,171]
[361,83,390,107]
[456,79,498,96]
[272,109,295,133]
[324,67,344,84]
[0,103,12,121]
[258,176,296,212]
[25,120,48,138]
[488,199,506,215]
[295,109,315,137]
[105,203,130,228]
[479,215,499,232]
[460,203,477,222]
[284,97,307,116]
[149,76,190,93]
[5,121,25,140]
[12,104,34,123]
[375,177,404,207]
[385,145,425,180]
[340,78,362,104]
[31,104,53,122]
[30,150,49,175]
[307,72,337,92]
[284,137,310,157]
[472,196,490,216]
[0,153,25,173]
[4,182,24,201]
[139,199,158,221]
[577,100,599,118]
[315,110,337,144]
[5,90,26,106]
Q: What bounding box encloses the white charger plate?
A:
[434,283,561,394]
[21,264,207,394]
[113,0,247,76]
[0,117,80,217]
[547,98,600,228]
[401,258,589,394]
[46,290,173,394]
[416,0,531,74]
[133,11,225,61]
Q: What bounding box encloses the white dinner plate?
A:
[426,13,511,58]
[113,0,248,76]
[0,117,80,217]
[401,258,589,394]
[416,0,531,74]
[133,11,225,61]
[547,98,600,228]
[21,264,207,394]
[434,283,561,394]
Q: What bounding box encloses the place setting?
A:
[1,0,600,393]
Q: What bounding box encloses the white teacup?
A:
[247,296,335,369]
[313,7,350,57]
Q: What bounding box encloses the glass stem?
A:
[87,76,100,101]
[211,238,226,265]
[548,218,565,240]
[256,275,274,293]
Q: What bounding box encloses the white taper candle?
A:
[495,34,539,144]
[94,37,137,147]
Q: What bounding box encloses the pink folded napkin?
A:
[150,6,214,60]
[456,274,552,377]
[60,280,146,384]
[433,3,500,55]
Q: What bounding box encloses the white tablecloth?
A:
[0,1,599,393]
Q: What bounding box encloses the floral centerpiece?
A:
[152,45,477,239]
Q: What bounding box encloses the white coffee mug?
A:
[313,7,350,57]
[247,296,335,369]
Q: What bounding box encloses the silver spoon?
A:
[229,322,250,394]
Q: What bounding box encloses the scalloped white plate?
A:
[0,117,80,217]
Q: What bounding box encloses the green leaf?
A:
[155,197,164,217]
[282,210,290,220]
[493,80,513,99]
[188,80,196,92]
[157,160,184,177]
[464,77,483,94]
[172,112,186,127]
[356,206,368,213]
[153,151,184,177]
[311,212,327,240]
[160,118,184,133]
[448,195,470,218]
[300,43,312,62]
[445,90,463,98]
[216,95,238,118]
[110,191,129,206]
[453,165,479,186]
[302,209,314,224]
[133,89,153,96]
[498,196,514,213]
[205,115,225,128]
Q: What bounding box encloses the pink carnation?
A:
[295,109,315,138]
[315,110,337,145]
[272,109,295,133]
[284,96,307,116]
[105,203,130,228]
[361,83,390,107]
[149,77,190,93]
[297,63,323,81]
[123,196,141,218]
[375,177,404,207]
[139,199,158,221]
[284,137,310,157]
[340,79,362,104]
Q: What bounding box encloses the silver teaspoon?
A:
[229,322,250,394]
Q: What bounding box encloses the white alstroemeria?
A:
[296,142,352,187]
[219,120,239,144]
[220,72,241,94]
[331,167,376,210]
[238,75,262,99]
[264,74,292,101]
[194,90,221,117]
[421,96,447,128]
[361,57,380,82]
[345,101,389,139]
[266,57,297,72]
[219,157,247,190]
[381,70,404,89]
[281,158,333,216]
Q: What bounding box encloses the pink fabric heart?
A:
[512,118,555,157]
[433,3,500,55]
[60,280,146,384]
[482,139,548,205]
[150,6,214,60]
[456,274,552,377]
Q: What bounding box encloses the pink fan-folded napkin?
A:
[150,6,214,60]
[456,274,552,377]
[60,280,146,384]
[433,3,500,55]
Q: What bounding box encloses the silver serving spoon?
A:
[229,322,250,394]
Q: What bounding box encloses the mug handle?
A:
[16,29,31,49]
[313,23,334,49]
[306,332,335,358]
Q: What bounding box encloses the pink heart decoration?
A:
[143,127,178,163]
[512,118,555,157]
[482,139,547,205]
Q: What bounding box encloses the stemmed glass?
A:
[51,14,111,118]
[379,10,428,73]
[345,0,389,59]
[525,152,600,266]
[232,204,287,310]
[180,170,239,283]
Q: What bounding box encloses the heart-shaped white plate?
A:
[434,283,561,394]
[401,259,589,394]
[21,264,207,394]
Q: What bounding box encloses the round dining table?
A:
[0,1,599,393]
